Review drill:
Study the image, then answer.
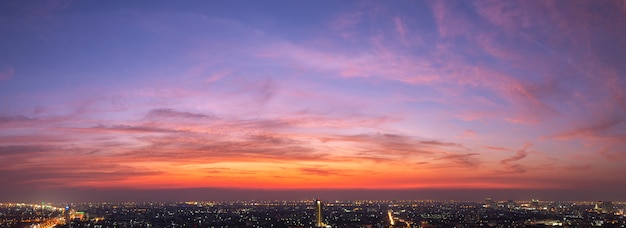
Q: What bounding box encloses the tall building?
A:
[387,209,395,226]
[315,199,323,227]
[64,205,71,227]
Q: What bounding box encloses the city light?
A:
[2,199,625,227]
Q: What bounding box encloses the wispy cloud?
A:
[553,120,625,140]
[147,108,215,119]
[500,143,532,174]
[69,124,180,133]
[0,115,36,124]
[436,153,480,168]
[299,167,347,177]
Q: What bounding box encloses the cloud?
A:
[484,146,511,152]
[0,143,163,188]
[248,1,575,129]
[147,108,215,119]
[548,117,626,160]
[299,167,346,177]
[500,143,532,173]
[244,77,276,106]
[0,135,69,144]
[72,124,180,133]
[429,0,476,37]
[321,133,467,162]
[205,70,230,83]
[0,115,36,124]
[247,134,302,146]
[332,11,362,30]
[420,140,462,147]
[113,131,323,164]
[228,118,291,130]
[553,119,626,140]
[257,39,442,85]
[472,0,535,32]
[0,145,53,155]
[1,0,626,194]
[460,130,476,138]
[336,133,430,156]
[437,153,480,168]
[421,0,610,126]
[0,164,160,188]
[393,16,407,43]
[331,11,363,40]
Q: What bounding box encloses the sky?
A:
[1,0,626,203]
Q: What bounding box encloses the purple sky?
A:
[1,0,626,203]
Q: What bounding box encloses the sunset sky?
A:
[1,0,626,202]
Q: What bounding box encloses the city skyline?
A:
[1,0,626,203]
[5,199,625,227]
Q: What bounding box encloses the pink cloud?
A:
[420,0,625,127]
[460,130,476,138]
[329,10,363,40]
[255,34,567,126]
[435,153,481,168]
[257,40,444,86]
[553,120,625,141]
[332,11,362,30]
[484,146,511,152]
[472,0,536,32]
[393,17,406,37]
[429,1,475,37]
[500,143,532,173]
[392,16,410,46]
[205,70,230,83]
[550,118,626,161]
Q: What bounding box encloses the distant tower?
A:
[65,205,71,227]
[387,209,395,226]
[314,199,323,227]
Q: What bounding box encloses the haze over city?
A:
[1,0,625,203]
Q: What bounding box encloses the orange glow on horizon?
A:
[64,158,565,190]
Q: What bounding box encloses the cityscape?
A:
[2,1,626,228]
[2,199,626,227]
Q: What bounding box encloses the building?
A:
[64,205,71,225]
[596,201,613,214]
[506,200,515,209]
[484,198,495,208]
[530,199,539,209]
[314,199,323,227]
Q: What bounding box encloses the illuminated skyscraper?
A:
[314,199,323,227]
[388,209,395,226]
